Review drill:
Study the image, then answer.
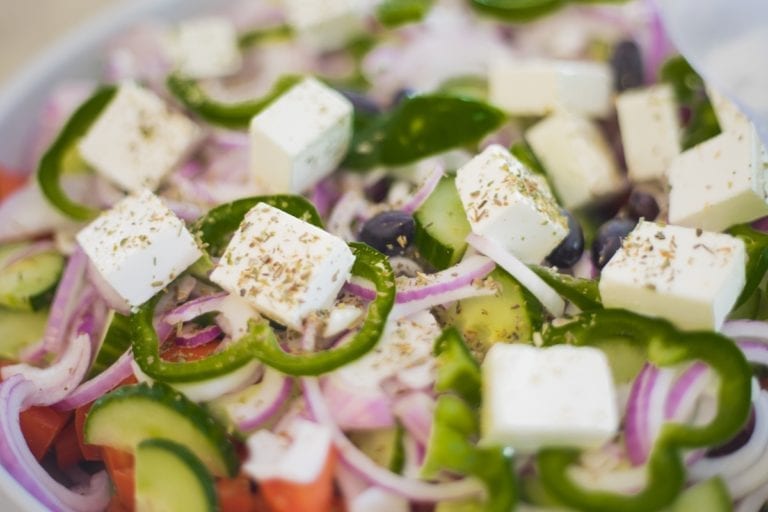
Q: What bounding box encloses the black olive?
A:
[337,89,381,116]
[547,211,584,268]
[610,40,644,92]
[359,210,415,255]
[364,176,394,203]
[591,218,637,269]
[392,88,416,106]
[626,189,660,221]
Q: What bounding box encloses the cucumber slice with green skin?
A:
[135,438,217,512]
[666,478,730,512]
[0,309,48,360]
[0,248,64,311]
[84,382,238,477]
[87,310,132,379]
[443,268,543,357]
[414,176,471,270]
[348,424,405,474]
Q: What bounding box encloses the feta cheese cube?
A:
[78,83,200,193]
[482,343,618,451]
[526,112,624,209]
[667,122,768,232]
[283,0,365,53]
[455,145,568,264]
[165,17,242,79]
[708,87,750,133]
[489,59,613,118]
[76,190,202,307]
[250,77,353,193]
[210,202,355,330]
[616,84,682,182]
[599,221,746,331]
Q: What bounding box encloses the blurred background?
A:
[0,0,117,85]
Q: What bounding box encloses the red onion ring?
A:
[222,367,294,433]
[322,374,395,430]
[664,362,709,421]
[397,165,444,215]
[0,375,111,511]
[327,191,368,242]
[175,325,224,348]
[466,233,565,316]
[53,350,134,412]
[393,392,434,447]
[0,241,57,271]
[302,377,485,502]
[41,248,88,357]
[624,364,676,466]
[163,292,228,325]
[2,333,92,407]
[390,279,497,320]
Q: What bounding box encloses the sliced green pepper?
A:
[245,242,395,375]
[131,294,271,383]
[238,24,294,48]
[376,0,434,27]
[166,74,302,130]
[538,309,752,512]
[344,93,505,170]
[195,195,324,255]
[471,0,628,22]
[529,266,602,312]
[433,327,482,408]
[729,223,768,309]
[37,86,116,220]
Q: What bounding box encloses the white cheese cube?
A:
[599,221,746,331]
[489,59,613,118]
[708,87,750,133]
[482,343,618,451]
[667,123,768,232]
[616,84,682,182]
[526,112,624,209]
[76,190,202,307]
[250,77,353,193]
[210,202,355,330]
[165,17,242,79]
[455,145,568,264]
[283,0,365,53]
[78,83,200,193]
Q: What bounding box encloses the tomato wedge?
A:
[0,165,26,202]
[19,406,71,461]
[54,421,82,469]
[259,448,337,512]
[102,446,135,509]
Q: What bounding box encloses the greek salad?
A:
[0,0,767,511]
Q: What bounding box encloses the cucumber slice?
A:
[84,382,238,477]
[0,309,48,359]
[135,438,217,512]
[87,310,132,378]
[592,338,646,386]
[443,268,543,357]
[348,425,405,473]
[666,478,730,512]
[414,176,471,270]
[0,246,64,311]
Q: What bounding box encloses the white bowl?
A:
[0,1,230,509]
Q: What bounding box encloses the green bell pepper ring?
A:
[131,294,272,383]
[529,266,602,312]
[537,309,752,512]
[167,74,302,130]
[37,86,116,221]
[246,242,395,376]
[424,329,517,512]
[729,223,768,309]
[433,327,482,408]
[193,196,395,376]
[237,24,294,48]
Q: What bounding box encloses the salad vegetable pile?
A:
[0,0,767,511]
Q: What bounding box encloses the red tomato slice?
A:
[259,448,337,512]
[19,406,71,461]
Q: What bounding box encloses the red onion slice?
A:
[163,292,229,325]
[322,373,395,431]
[302,377,485,502]
[0,241,57,271]
[624,364,676,466]
[395,255,495,303]
[175,325,224,348]
[722,320,768,340]
[2,333,91,407]
[216,367,293,433]
[664,363,710,421]
[397,165,444,215]
[0,375,111,512]
[53,350,134,412]
[390,281,497,320]
[41,248,88,356]
[327,191,368,242]
[393,392,434,447]
[466,233,565,316]
[719,391,768,500]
